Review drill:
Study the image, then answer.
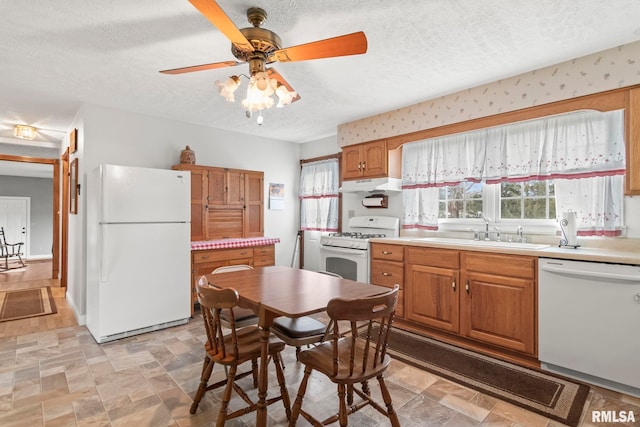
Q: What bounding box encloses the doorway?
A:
[0,197,29,257]
[0,154,60,282]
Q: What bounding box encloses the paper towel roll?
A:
[560,210,578,246]
[362,196,387,208]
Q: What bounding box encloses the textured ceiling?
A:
[1,0,640,149]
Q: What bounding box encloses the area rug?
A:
[370,327,590,427]
[0,287,57,322]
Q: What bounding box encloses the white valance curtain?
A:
[402,109,625,234]
[299,159,339,232]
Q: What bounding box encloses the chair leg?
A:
[337,383,348,427]
[377,375,400,427]
[217,364,238,427]
[251,357,259,388]
[190,357,215,414]
[289,365,313,426]
[272,353,291,420]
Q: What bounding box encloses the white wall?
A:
[65,104,301,322]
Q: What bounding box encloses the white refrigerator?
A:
[86,164,191,343]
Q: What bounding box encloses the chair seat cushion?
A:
[220,306,257,322]
[272,316,326,338]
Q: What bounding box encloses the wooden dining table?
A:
[202,265,392,427]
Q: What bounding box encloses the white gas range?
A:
[319,216,400,283]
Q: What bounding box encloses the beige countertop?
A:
[370,237,640,265]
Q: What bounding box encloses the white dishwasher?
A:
[539,258,640,397]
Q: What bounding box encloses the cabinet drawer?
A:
[371,261,404,289]
[253,255,275,267]
[193,248,254,263]
[370,243,404,262]
[406,247,460,269]
[464,252,536,279]
[254,245,275,257]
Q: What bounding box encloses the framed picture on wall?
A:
[70,158,78,214]
[70,128,78,153]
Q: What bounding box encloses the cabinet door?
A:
[226,170,245,206]
[405,264,459,333]
[244,172,264,237]
[460,272,535,355]
[362,140,388,177]
[342,145,364,179]
[626,87,640,195]
[208,169,226,206]
[189,168,207,241]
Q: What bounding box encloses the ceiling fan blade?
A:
[269,31,367,63]
[267,68,301,103]
[188,0,254,52]
[160,60,241,75]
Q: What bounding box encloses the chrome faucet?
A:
[493,226,501,242]
[516,225,525,243]
[478,211,491,240]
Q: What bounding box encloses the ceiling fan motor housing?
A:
[232,27,282,64]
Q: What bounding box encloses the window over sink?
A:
[403,109,625,236]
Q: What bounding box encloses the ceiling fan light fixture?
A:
[275,83,297,108]
[242,82,274,112]
[14,124,37,140]
[215,75,240,102]
[240,71,279,112]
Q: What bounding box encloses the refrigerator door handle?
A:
[100,224,108,283]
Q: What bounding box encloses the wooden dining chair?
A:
[270,270,339,360]
[289,284,401,427]
[211,265,259,329]
[191,277,291,425]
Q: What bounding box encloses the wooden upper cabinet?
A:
[626,87,640,195]
[244,172,264,237]
[209,169,244,207]
[173,164,264,240]
[189,168,207,241]
[342,139,400,180]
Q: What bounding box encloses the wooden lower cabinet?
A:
[406,263,459,332]
[405,247,460,332]
[190,244,275,315]
[460,252,536,355]
[403,246,537,359]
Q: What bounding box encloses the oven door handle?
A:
[320,246,369,257]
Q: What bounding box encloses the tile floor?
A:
[0,273,639,426]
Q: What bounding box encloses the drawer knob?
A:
[381,272,391,276]
[201,256,209,260]
[382,251,392,255]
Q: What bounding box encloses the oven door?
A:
[319,245,369,283]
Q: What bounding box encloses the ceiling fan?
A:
[160,0,368,120]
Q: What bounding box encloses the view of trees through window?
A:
[438,180,556,220]
[501,181,556,219]
[438,182,483,218]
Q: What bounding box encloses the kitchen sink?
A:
[409,237,551,250]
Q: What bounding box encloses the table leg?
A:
[256,309,274,427]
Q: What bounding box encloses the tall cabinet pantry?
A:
[172,164,264,240]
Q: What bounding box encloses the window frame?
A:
[438,182,559,235]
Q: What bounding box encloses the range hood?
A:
[339,177,402,193]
